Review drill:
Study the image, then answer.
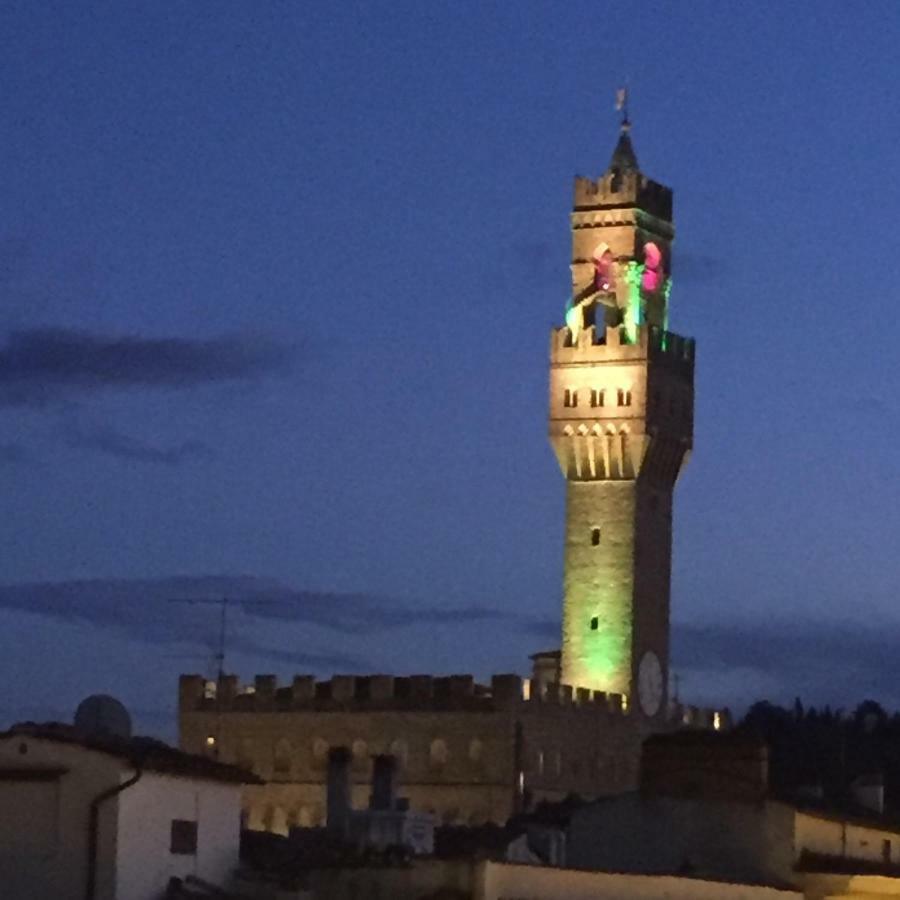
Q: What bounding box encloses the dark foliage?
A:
[738,698,900,806]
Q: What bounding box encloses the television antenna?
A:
[167,596,230,758]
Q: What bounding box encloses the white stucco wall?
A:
[115,771,242,900]
[795,811,900,867]
[0,735,242,900]
[0,736,122,900]
[478,860,802,900]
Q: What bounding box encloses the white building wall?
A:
[0,737,122,900]
[478,860,802,900]
[115,771,241,900]
[795,811,900,867]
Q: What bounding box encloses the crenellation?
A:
[573,171,673,222]
[219,674,239,709]
[490,674,525,707]
[292,675,315,704]
[409,675,434,700]
[254,675,277,709]
[331,676,356,703]
[551,324,692,375]
[369,675,395,701]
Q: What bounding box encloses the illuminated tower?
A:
[548,119,694,719]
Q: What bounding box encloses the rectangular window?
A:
[884,839,892,863]
[564,389,578,408]
[170,819,198,855]
[617,389,632,407]
[590,389,605,408]
[590,616,599,631]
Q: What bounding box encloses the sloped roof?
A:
[608,128,639,172]
[0,722,261,785]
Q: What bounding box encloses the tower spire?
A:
[610,87,639,172]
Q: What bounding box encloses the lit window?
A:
[590,527,601,546]
[713,711,722,731]
[537,750,545,775]
[170,819,198,855]
[202,680,216,700]
[564,389,578,408]
[590,616,599,631]
[590,389,605,408]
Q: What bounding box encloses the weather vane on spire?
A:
[615,86,631,131]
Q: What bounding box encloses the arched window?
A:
[352,739,368,770]
[312,737,329,767]
[389,738,408,767]
[430,738,449,767]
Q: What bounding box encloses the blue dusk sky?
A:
[2,1,899,738]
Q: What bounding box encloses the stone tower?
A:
[548,121,694,718]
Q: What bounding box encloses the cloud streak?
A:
[0,328,291,407]
[0,576,512,671]
[63,421,213,466]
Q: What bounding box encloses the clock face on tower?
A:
[637,651,663,717]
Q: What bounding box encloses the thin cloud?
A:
[0,328,292,407]
[0,575,512,647]
[64,421,213,466]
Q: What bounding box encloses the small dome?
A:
[74,694,132,740]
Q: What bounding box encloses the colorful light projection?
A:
[564,241,670,345]
[592,242,615,292]
[641,241,663,292]
[565,242,617,342]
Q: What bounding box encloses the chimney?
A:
[852,773,884,815]
[326,747,353,837]
[370,754,397,811]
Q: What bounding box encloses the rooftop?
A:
[0,721,262,785]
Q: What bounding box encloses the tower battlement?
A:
[179,673,727,729]
[574,173,672,222]
[550,324,694,377]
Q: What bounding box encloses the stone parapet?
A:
[179,673,724,729]
[550,324,694,376]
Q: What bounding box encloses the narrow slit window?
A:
[564,389,578,408]
[617,389,632,407]
[590,527,601,546]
